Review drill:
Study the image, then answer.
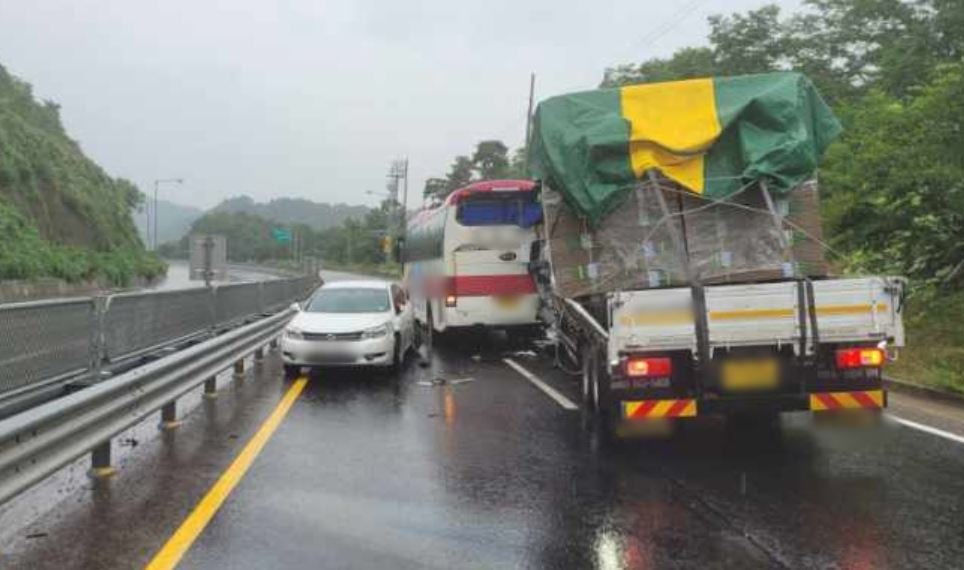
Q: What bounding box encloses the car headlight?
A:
[285,328,304,340]
[361,323,392,339]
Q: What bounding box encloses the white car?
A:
[281,280,415,376]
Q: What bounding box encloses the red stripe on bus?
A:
[451,274,537,296]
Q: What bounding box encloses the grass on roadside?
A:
[888,289,964,395]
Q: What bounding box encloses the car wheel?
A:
[390,333,402,372]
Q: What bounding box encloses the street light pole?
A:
[152,178,184,250]
[144,200,151,249]
[152,180,158,251]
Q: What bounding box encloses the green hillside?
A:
[0,64,163,285]
[211,195,368,231]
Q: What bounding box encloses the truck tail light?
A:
[445,295,457,307]
[625,356,672,378]
[835,347,885,369]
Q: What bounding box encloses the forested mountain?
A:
[160,199,394,267]
[164,211,293,262]
[211,195,367,231]
[133,198,203,246]
[0,64,163,284]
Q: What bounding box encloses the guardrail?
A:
[0,276,318,401]
[0,308,295,505]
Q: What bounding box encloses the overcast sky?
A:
[1,0,803,211]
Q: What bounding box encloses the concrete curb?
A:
[884,376,964,406]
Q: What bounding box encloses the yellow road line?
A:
[145,376,309,570]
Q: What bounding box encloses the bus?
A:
[403,180,543,342]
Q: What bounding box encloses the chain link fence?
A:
[215,283,262,326]
[0,276,319,397]
[0,298,96,394]
[105,288,214,360]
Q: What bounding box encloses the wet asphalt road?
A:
[2,297,964,567]
[143,261,282,291]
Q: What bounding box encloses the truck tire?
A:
[592,358,611,418]
[592,350,617,436]
[581,345,596,408]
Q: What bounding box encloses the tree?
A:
[709,5,788,76]
[507,147,527,178]
[423,177,448,200]
[822,63,964,287]
[471,140,510,180]
[603,47,717,87]
[445,155,474,192]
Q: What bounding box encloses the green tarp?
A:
[528,72,842,226]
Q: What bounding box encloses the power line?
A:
[616,0,711,62]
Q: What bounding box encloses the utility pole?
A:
[400,158,409,241]
[387,159,408,240]
[144,201,151,249]
[524,73,536,166]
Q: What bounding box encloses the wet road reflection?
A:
[2,329,963,569]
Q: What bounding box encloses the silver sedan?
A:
[281,280,415,376]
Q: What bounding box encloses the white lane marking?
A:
[503,358,578,411]
[887,414,964,445]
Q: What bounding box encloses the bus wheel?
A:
[425,308,434,353]
[417,308,434,367]
[413,319,423,349]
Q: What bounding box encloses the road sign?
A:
[272,228,293,244]
[189,234,227,283]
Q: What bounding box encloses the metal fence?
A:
[0,276,318,397]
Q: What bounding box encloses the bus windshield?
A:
[456,193,542,228]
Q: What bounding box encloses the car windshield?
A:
[305,288,390,313]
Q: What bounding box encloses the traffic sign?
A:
[272,228,293,243]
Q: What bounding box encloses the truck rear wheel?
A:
[581,345,596,408]
[592,362,611,417]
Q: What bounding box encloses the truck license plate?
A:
[722,358,779,391]
[495,296,520,309]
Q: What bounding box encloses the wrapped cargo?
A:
[542,182,688,298]
[530,72,838,297]
[541,176,829,297]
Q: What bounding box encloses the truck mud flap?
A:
[622,399,697,420]
[809,390,886,411]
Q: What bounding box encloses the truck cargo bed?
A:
[608,276,905,362]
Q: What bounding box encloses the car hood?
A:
[289,311,390,334]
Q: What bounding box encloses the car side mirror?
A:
[290,302,301,312]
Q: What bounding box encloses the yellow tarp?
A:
[619,78,721,194]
